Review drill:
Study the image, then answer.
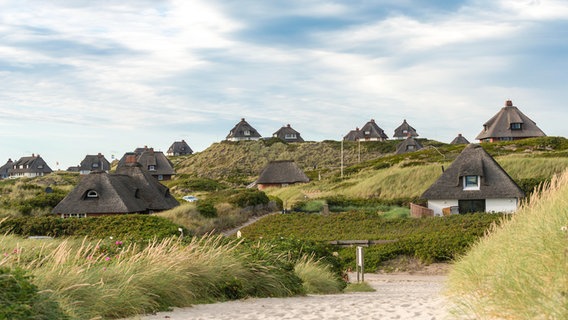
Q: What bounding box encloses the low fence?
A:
[410,203,434,218]
[328,239,399,247]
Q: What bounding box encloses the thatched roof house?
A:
[7,154,52,178]
[117,147,175,181]
[343,127,363,141]
[393,119,419,139]
[167,140,193,156]
[273,124,304,142]
[421,144,524,215]
[255,160,309,190]
[476,100,546,142]
[395,137,423,154]
[79,153,111,175]
[450,134,470,145]
[360,119,388,141]
[53,158,179,218]
[226,118,262,141]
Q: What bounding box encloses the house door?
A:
[458,199,486,213]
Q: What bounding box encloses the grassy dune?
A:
[447,169,568,319]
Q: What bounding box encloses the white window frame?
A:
[86,190,99,198]
[148,165,156,171]
[244,130,251,136]
[464,175,480,190]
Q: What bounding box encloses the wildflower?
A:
[105,256,111,261]
[109,236,113,240]
[561,226,568,232]
[115,241,123,246]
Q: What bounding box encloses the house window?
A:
[86,190,99,198]
[62,213,87,218]
[148,165,156,171]
[285,133,297,139]
[464,175,480,190]
[407,145,415,151]
[499,137,513,141]
[403,130,408,134]
[92,163,99,168]
[364,131,370,135]
[38,165,44,169]
[511,123,522,130]
[244,130,251,136]
[158,175,163,180]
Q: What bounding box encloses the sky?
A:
[1,0,567,170]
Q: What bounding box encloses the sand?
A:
[129,272,456,320]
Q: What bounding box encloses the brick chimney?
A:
[506,100,513,107]
[125,154,137,164]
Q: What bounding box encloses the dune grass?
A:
[446,169,568,319]
[0,234,310,319]
[294,255,345,294]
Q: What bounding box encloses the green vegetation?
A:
[240,212,505,271]
[447,170,568,319]
[343,282,376,293]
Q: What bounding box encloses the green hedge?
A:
[0,215,185,241]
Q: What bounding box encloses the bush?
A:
[197,200,218,218]
[0,267,68,320]
[229,189,270,208]
[180,178,226,192]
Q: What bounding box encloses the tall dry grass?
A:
[0,234,304,319]
[446,169,568,319]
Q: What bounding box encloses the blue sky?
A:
[1,0,567,170]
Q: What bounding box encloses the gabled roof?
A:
[476,100,546,141]
[226,118,262,140]
[450,134,470,145]
[421,144,525,200]
[79,154,111,172]
[343,128,363,141]
[395,137,423,154]
[8,155,52,174]
[360,119,388,140]
[256,160,309,184]
[167,140,193,156]
[53,163,179,215]
[393,119,419,139]
[273,124,304,142]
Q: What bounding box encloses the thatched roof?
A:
[117,148,175,177]
[226,118,262,140]
[421,144,525,200]
[476,100,546,141]
[53,163,179,215]
[395,137,423,154]
[8,155,52,175]
[273,124,304,142]
[450,134,470,145]
[167,140,193,156]
[256,160,309,184]
[393,119,419,139]
[79,154,111,172]
[360,119,388,140]
[343,128,363,141]
[0,159,13,178]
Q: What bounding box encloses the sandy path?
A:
[129,273,455,320]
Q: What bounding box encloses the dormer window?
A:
[148,165,156,171]
[38,165,44,169]
[92,163,99,168]
[464,175,480,190]
[244,130,251,136]
[86,190,99,198]
[510,123,522,130]
[403,130,408,134]
[364,131,370,135]
[285,133,297,139]
[407,145,415,151]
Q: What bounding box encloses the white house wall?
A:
[486,198,518,213]
[427,199,458,216]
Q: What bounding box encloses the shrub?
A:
[294,255,344,294]
[180,178,226,192]
[197,200,218,218]
[229,189,270,208]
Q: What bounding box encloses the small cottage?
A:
[167,140,193,156]
[476,100,546,142]
[450,134,470,145]
[421,144,524,216]
[393,119,419,140]
[52,156,179,218]
[79,153,111,175]
[273,124,304,142]
[395,136,423,154]
[7,154,52,178]
[255,160,309,190]
[343,127,363,141]
[226,118,262,141]
[359,119,388,141]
